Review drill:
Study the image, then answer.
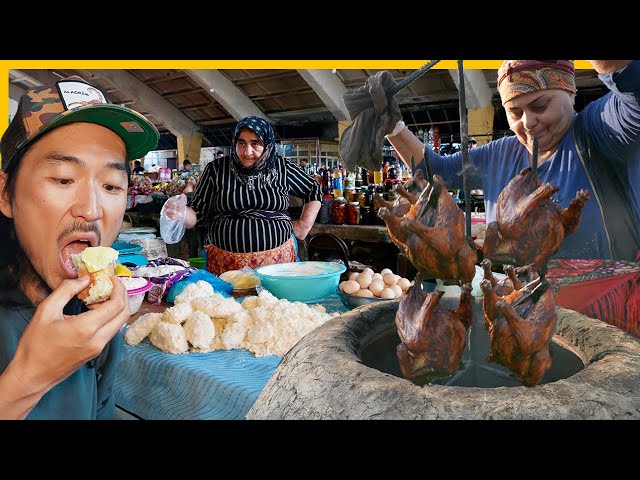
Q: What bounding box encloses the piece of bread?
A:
[72,246,119,305]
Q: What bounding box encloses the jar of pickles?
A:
[346,202,361,225]
[330,197,346,224]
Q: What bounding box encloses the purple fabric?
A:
[135,258,194,305]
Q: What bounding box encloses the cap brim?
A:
[32,104,159,161]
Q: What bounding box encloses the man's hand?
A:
[6,275,129,410]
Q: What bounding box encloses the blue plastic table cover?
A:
[113,292,349,420]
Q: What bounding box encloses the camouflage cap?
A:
[1,76,159,170]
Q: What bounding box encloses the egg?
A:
[379,287,396,299]
[342,280,360,295]
[383,272,397,286]
[368,279,385,296]
[362,267,375,276]
[356,288,374,297]
[397,278,411,291]
[380,268,393,276]
[349,272,359,281]
[394,274,402,283]
[356,273,373,289]
[371,272,383,281]
[390,284,403,298]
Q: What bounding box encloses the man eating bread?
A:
[0,76,159,419]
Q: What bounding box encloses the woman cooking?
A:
[164,116,322,275]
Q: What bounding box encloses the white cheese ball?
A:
[397,277,412,291]
[379,287,396,299]
[163,302,193,324]
[149,321,189,354]
[221,321,247,350]
[241,296,259,310]
[124,312,163,346]
[383,272,398,286]
[342,280,360,294]
[356,288,374,297]
[368,279,386,297]
[356,273,373,289]
[247,321,274,344]
[183,311,215,350]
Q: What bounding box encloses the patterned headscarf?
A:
[497,60,576,104]
[230,116,279,190]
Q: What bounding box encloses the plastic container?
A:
[118,276,152,315]
[188,257,206,269]
[254,261,347,303]
[337,289,397,309]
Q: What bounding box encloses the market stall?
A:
[114,293,348,420]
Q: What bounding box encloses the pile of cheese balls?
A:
[339,267,413,299]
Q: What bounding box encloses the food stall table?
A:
[113,293,349,420]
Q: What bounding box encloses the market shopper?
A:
[164,116,322,275]
[386,60,640,261]
[132,160,145,174]
[0,76,159,419]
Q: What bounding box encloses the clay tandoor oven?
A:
[247,298,640,420]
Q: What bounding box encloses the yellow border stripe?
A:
[0,65,7,137]
[0,60,594,70]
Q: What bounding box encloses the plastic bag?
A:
[219,266,261,290]
[166,269,234,303]
[160,194,187,244]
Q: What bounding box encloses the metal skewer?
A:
[388,60,441,96]
[457,60,472,242]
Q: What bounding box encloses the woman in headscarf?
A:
[177,116,322,275]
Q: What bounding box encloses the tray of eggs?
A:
[337,267,413,309]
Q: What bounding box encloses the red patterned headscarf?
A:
[497,60,576,104]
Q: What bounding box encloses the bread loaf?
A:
[72,246,119,305]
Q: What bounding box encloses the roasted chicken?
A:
[375,169,429,217]
[483,167,590,270]
[378,173,477,284]
[396,283,473,381]
[480,277,557,387]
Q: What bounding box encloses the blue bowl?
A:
[254,261,347,303]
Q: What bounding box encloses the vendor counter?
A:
[308,223,391,244]
[113,293,349,420]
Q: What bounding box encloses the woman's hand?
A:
[162,194,187,220]
[295,200,321,240]
[1,275,129,418]
[293,220,313,240]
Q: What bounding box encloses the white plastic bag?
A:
[160,194,187,244]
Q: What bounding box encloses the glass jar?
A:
[346,202,361,225]
[330,197,346,225]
